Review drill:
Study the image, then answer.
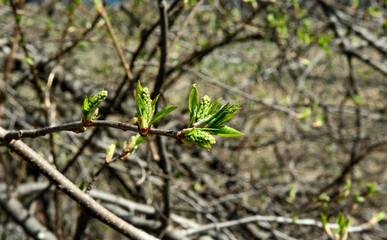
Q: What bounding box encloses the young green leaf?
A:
[134,134,147,146]
[151,94,160,110]
[337,213,350,240]
[182,84,244,148]
[182,127,197,136]
[135,81,143,114]
[149,105,178,125]
[211,126,244,137]
[81,90,108,123]
[209,103,242,128]
[189,84,199,124]
[78,181,86,191]
[206,98,222,115]
[82,97,89,118]
[85,90,108,121]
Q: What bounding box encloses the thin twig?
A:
[0,24,18,115]
[167,0,205,60]
[85,163,108,194]
[9,0,45,106]
[95,1,133,81]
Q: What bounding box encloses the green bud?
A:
[135,81,176,137]
[137,87,154,135]
[82,90,108,125]
[196,95,211,121]
[182,130,216,148]
[89,90,108,106]
[141,88,151,107]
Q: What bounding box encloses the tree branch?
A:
[1,120,179,142]
[0,127,159,240]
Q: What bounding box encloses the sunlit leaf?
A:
[135,81,143,114]
[189,84,199,124]
[151,94,160,110]
[150,105,178,125]
[211,126,244,137]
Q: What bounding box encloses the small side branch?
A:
[95,1,134,81]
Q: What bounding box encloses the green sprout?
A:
[181,128,216,149]
[181,84,244,148]
[336,213,350,240]
[81,90,108,126]
[105,143,116,164]
[135,81,177,137]
[119,134,147,160]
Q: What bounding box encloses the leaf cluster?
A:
[183,84,244,148]
[79,82,243,151]
[135,81,177,136]
[81,90,108,125]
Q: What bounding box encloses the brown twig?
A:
[167,0,205,60]
[1,120,179,142]
[9,0,45,106]
[0,24,18,116]
[95,1,133,82]
[85,163,109,194]
[109,1,184,112]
